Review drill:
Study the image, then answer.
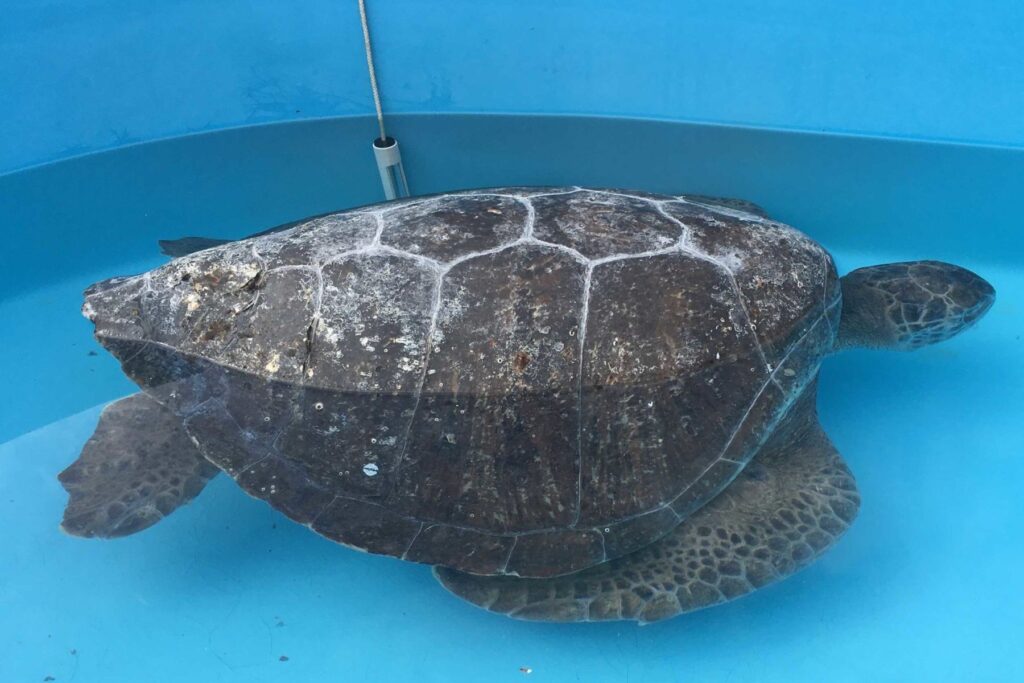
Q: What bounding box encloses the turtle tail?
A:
[835,260,995,351]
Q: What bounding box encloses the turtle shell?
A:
[84,187,840,578]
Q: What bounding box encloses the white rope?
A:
[357,0,387,142]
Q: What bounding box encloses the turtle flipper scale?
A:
[59,393,219,538]
[434,387,860,623]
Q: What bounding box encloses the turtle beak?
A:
[951,266,996,325]
[922,261,996,333]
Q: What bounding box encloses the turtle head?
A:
[836,260,995,351]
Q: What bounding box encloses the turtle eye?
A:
[889,263,995,349]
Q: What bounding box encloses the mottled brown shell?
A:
[84,187,840,578]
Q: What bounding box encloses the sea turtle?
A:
[60,187,995,623]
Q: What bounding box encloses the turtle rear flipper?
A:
[157,236,233,257]
[158,214,328,257]
[434,386,860,623]
[678,194,769,218]
[59,393,219,538]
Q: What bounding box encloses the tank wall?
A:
[3,113,1020,297]
[3,0,1024,174]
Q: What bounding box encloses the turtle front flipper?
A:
[434,389,860,623]
[58,393,219,538]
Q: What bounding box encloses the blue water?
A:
[1,116,1022,682]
